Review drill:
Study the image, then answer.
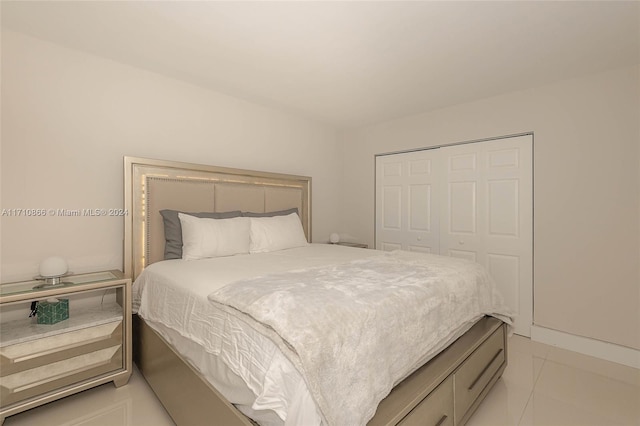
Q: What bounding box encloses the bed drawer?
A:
[453,324,505,422]
[398,376,453,426]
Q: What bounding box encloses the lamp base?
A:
[32,274,72,289]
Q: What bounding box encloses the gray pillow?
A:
[160,210,242,260]
[241,207,299,218]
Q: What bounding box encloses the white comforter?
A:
[134,244,383,425]
[133,245,511,425]
[208,250,511,426]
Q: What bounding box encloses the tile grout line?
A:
[515,340,550,426]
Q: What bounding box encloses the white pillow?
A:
[249,212,309,253]
[178,213,250,260]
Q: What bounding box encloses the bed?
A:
[123,156,510,426]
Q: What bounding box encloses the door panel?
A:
[448,249,477,262]
[407,245,432,253]
[448,181,477,234]
[450,153,477,172]
[382,186,402,230]
[382,242,402,251]
[383,161,402,177]
[408,184,432,232]
[487,253,520,319]
[488,179,519,236]
[439,135,532,336]
[376,150,440,252]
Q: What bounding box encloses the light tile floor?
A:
[467,335,640,426]
[4,336,640,426]
[3,365,175,426]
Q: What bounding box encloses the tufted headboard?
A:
[123,157,311,280]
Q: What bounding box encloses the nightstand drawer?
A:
[1,343,122,407]
[1,320,123,376]
[453,324,505,421]
[1,320,124,407]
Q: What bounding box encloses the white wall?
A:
[1,31,343,281]
[341,65,640,351]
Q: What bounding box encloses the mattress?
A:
[132,244,508,425]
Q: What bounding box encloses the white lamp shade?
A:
[329,233,340,244]
[39,256,68,277]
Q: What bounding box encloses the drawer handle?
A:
[467,348,503,391]
[434,415,448,426]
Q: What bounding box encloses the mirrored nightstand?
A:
[0,270,132,423]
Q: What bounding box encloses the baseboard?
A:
[530,325,640,369]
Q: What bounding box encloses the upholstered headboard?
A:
[123,157,311,280]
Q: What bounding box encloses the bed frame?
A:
[123,156,507,426]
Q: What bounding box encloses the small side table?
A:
[0,270,132,423]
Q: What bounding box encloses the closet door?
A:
[439,135,532,336]
[375,135,533,336]
[375,150,440,253]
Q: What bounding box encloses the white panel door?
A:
[439,135,532,336]
[376,150,440,253]
[375,135,533,337]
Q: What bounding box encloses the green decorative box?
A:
[37,298,69,324]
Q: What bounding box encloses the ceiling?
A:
[2,1,639,129]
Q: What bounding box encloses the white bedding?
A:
[134,244,381,425]
[133,244,510,425]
